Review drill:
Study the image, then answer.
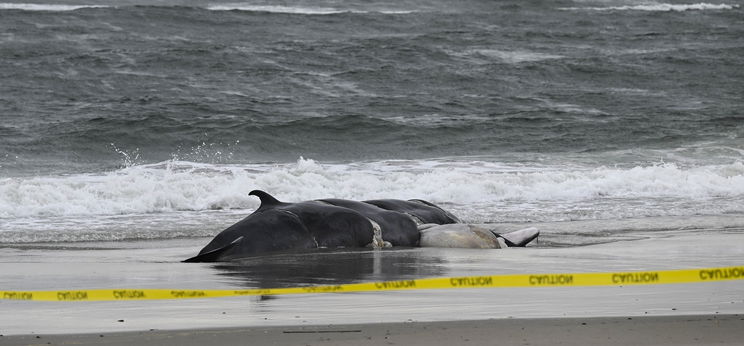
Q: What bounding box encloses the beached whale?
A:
[184,190,538,262]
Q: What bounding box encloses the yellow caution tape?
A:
[2,266,742,301]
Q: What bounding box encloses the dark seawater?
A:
[1,0,743,243]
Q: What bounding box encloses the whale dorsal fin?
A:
[249,190,282,209]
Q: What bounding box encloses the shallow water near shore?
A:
[1,216,743,335]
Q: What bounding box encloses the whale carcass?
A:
[184,190,538,262]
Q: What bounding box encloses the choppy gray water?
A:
[1,0,743,243]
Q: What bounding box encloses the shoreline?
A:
[2,314,742,346]
[2,222,743,337]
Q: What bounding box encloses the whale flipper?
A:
[183,236,244,263]
[497,227,539,247]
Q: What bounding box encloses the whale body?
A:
[184,190,538,262]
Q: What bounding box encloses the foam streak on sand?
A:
[205,4,343,14]
[205,4,413,14]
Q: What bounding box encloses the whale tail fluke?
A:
[497,227,540,247]
[249,190,283,209]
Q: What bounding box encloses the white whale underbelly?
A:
[419,224,507,249]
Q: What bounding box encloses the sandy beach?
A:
[3,314,743,346]
[1,217,744,345]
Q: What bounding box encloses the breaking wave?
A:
[0,3,108,11]
[1,158,743,219]
[0,3,414,14]
[562,2,739,12]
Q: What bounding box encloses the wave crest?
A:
[0,3,108,11]
[1,158,743,219]
[562,2,739,12]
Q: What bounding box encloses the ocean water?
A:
[1,0,743,245]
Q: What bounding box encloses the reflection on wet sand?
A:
[211,248,447,288]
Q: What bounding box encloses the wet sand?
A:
[1,217,744,339]
[2,314,742,346]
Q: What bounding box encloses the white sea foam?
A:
[460,49,563,64]
[0,3,108,11]
[2,158,744,242]
[562,2,739,11]
[1,158,743,220]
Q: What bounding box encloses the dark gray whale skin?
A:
[363,199,461,225]
[319,198,420,246]
[184,190,456,262]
